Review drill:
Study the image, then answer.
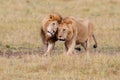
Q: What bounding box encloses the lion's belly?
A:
[76,25,88,44]
[76,36,88,45]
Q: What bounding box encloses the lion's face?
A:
[58,24,71,41]
[42,13,62,37]
[46,21,59,37]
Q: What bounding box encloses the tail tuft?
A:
[93,44,97,48]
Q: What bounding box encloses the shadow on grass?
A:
[0,45,120,58]
[0,46,44,58]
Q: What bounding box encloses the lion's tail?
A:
[92,34,97,48]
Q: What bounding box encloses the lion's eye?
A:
[63,29,66,31]
[52,23,55,25]
[53,30,55,33]
[50,15,52,19]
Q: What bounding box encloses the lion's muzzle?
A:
[47,30,55,37]
[58,39,65,41]
[58,36,66,41]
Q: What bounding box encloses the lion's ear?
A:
[58,16,62,24]
[63,17,73,24]
[49,15,53,19]
[66,19,72,24]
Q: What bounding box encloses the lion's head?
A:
[57,17,75,41]
[42,13,62,37]
[40,13,63,56]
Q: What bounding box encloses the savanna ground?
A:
[0,0,120,80]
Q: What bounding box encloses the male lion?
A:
[57,17,97,55]
[40,13,62,56]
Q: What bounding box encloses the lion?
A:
[40,13,62,56]
[57,17,97,55]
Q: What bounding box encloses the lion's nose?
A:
[59,36,62,37]
[59,36,62,38]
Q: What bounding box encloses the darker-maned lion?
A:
[40,13,62,56]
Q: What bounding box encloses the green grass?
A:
[0,0,120,80]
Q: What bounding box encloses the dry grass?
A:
[0,53,120,80]
[0,0,120,80]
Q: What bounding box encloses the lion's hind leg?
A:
[86,39,90,57]
[81,40,90,56]
[81,42,87,51]
[92,34,97,48]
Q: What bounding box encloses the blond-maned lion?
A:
[57,17,97,55]
[40,13,62,56]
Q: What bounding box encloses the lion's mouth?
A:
[47,31,54,36]
[58,39,66,41]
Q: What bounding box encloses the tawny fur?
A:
[58,17,97,55]
[40,13,62,56]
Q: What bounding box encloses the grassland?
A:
[0,0,120,80]
[0,54,120,80]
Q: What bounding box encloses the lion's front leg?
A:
[42,42,48,53]
[62,42,68,55]
[65,40,76,55]
[43,42,55,56]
